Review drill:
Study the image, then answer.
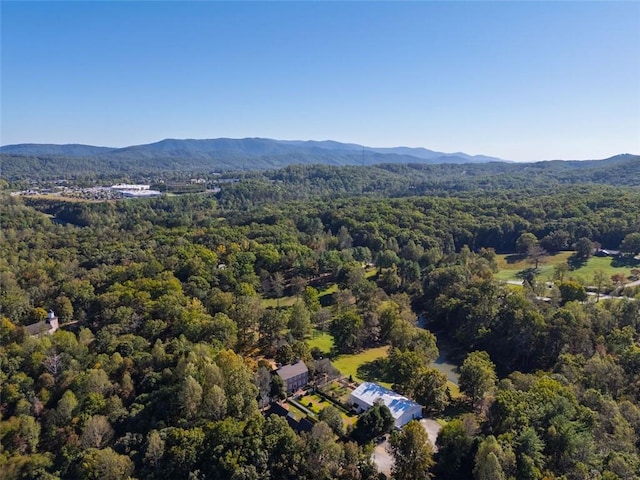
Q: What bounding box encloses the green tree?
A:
[180,375,203,420]
[558,280,587,303]
[515,427,545,480]
[390,420,434,480]
[318,405,344,436]
[330,309,363,353]
[459,351,497,408]
[352,401,394,443]
[434,417,477,480]
[516,233,538,254]
[473,435,514,480]
[574,237,595,259]
[619,232,640,255]
[288,302,312,340]
[55,389,79,423]
[414,368,450,416]
[303,286,321,313]
[259,309,287,352]
[80,448,134,480]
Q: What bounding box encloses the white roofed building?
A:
[348,382,423,428]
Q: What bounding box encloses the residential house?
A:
[24,310,59,336]
[276,360,309,393]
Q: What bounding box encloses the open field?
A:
[495,251,639,284]
[332,346,390,385]
[307,329,334,354]
[494,251,572,281]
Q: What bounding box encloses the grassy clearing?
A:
[446,381,461,398]
[567,255,640,282]
[332,346,390,385]
[261,295,298,308]
[495,251,639,284]
[307,329,334,354]
[494,251,572,281]
[319,283,338,298]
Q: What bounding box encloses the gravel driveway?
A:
[371,419,442,477]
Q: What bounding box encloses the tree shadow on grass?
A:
[611,256,640,268]
[356,358,389,383]
[515,267,537,280]
[568,254,588,270]
[439,397,473,421]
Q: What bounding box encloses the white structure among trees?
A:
[348,382,423,428]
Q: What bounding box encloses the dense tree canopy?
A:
[1,169,640,479]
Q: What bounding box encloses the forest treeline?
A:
[1,180,640,479]
[2,153,639,192]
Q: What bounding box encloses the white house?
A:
[348,382,423,428]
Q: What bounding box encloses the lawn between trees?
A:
[495,250,640,285]
[307,329,462,399]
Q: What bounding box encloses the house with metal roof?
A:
[348,382,423,428]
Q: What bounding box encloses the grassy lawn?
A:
[298,393,327,414]
[307,329,334,354]
[494,251,572,281]
[332,346,390,385]
[285,402,308,421]
[447,381,461,399]
[495,251,638,284]
[567,255,640,282]
[318,283,338,299]
[261,295,298,308]
[299,392,358,427]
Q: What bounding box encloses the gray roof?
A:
[24,321,51,336]
[277,360,308,380]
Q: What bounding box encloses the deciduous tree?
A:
[390,420,434,480]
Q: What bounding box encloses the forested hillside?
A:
[0,137,507,181]
[2,180,640,479]
[1,136,637,183]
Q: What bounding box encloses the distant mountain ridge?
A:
[0,137,505,167]
[1,138,637,182]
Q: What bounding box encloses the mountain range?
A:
[1,137,638,182]
[0,137,504,170]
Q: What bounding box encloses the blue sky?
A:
[1,1,639,161]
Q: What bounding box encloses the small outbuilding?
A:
[276,360,309,393]
[349,382,423,428]
[24,310,59,337]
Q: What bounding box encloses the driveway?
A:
[371,437,393,478]
[419,418,442,451]
[371,419,442,477]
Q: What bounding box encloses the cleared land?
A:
[495,251,639,283]
[332,346,391,386]
[307,330,334,354]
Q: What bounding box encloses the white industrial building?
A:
[110,184,161,197]
[348,382,423,428]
